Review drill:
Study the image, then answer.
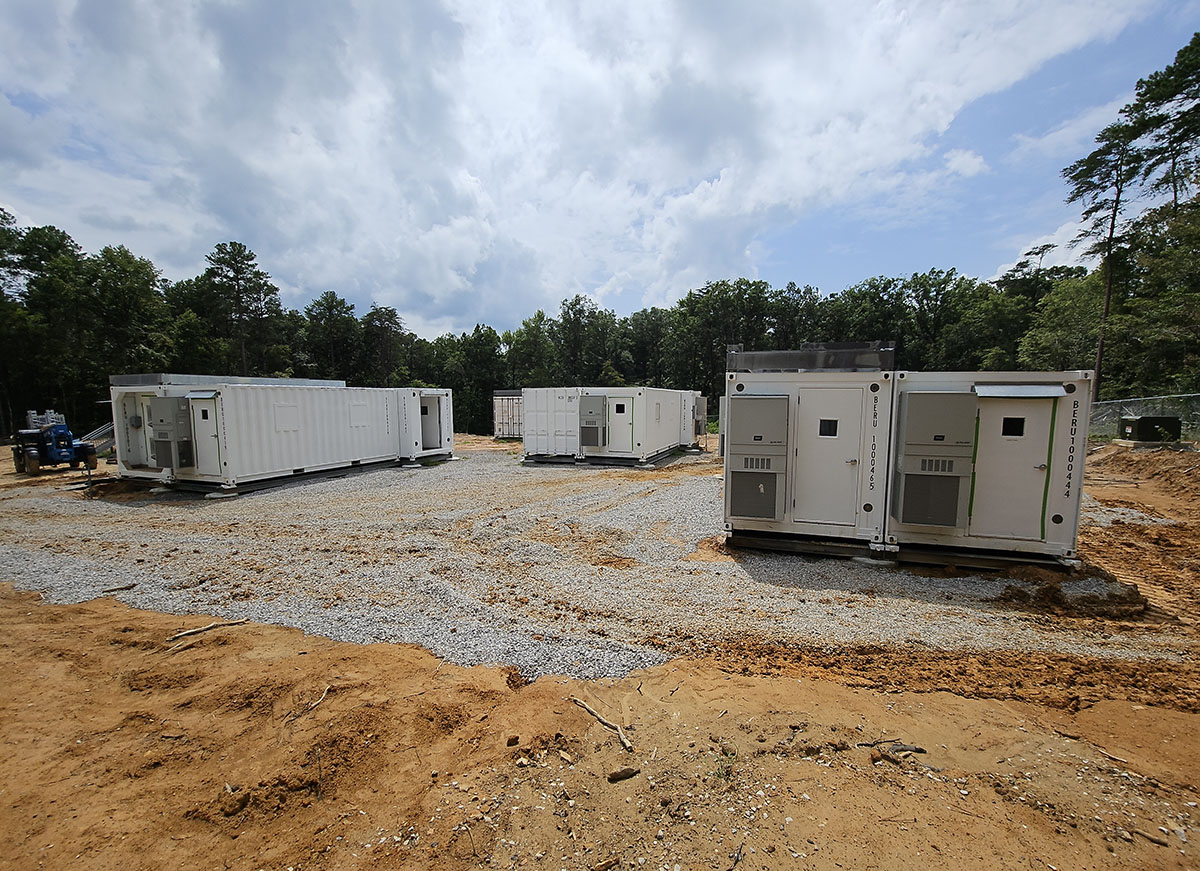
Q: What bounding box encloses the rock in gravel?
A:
[607,766,640,783]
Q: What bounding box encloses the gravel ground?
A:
[0,447,1189,678]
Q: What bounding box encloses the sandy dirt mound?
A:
[1,585,1195,871]
[1082,444,1200,624]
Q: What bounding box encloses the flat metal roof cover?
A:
[109,373,346,388]
[973,384,1067,398]
[184,390,218,399]
[727,342,895,372]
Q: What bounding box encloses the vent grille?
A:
[742,456,772,470]
[919,458,954,473]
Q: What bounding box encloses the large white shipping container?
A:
[886,370,1092,560]
[522,387,582,458]
[723,370,895,548]
[522,386,701,463]
[110,375,453,488]
[580,387,687,463]
[722,363,1093,564]
[493,391,523,438]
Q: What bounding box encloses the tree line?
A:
[0,34,1196,436]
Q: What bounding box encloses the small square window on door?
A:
[201,409,209,420]
[818,419,838,437]
[615,403,626,413]
[1002,417,1025,437]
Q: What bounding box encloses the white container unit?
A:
[522,386,700,463]
[110,375,453,489]
[723,370,896,549]
[579,387,691,463]
[886,370,1091,561]
[722,365,1092,564]
[493,390,523,438]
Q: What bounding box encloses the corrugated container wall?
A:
[493,392,524,438]
[522,387,581,458]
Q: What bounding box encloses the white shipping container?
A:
[580,386,688,463]
[723,370,895,548]
[522,387,581,459]
[886,370,1091,560]
[522,386,702,463]
[110,375,453,489]
[493,391,524,438]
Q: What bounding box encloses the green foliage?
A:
[303,291,360,381]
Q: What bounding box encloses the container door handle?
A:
[845,458,858,465]
[1034,463,1047,470]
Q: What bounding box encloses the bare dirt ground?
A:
[0,442,1197,870]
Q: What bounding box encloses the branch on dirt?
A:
[1134,829,1169,847]
[570,696,633,752]
[101,583,137,594]
[165,619,249,644]
[286,685,332,723]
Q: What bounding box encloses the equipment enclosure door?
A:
[793,388,862,526]
[421,397,442,449]
[607,396,634,452]
[969,397,1054,540]
[191,399,222,476]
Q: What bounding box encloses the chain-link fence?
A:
[1090,394,1200,440]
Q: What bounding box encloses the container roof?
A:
[109,373,346,388]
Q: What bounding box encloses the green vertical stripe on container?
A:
[1040,397,1059,540]
[967,412,981,519]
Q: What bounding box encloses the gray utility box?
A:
[892,391,976,528]
[579,394,607,447]
[726,395,789,521]
[694,395,708,437]
[149,396,194,469]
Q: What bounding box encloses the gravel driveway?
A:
[0,446,1188,678]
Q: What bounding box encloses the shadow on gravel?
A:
[733,546,1154,624]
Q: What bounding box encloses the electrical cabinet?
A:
[726,395,789,521]
[579,394,607,447]
[149,396,194,469]
[891,392,976,528]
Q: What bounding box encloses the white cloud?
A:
[990,218,1092,280]
[0,0,1159,336]
[1008,95,1133,163]
[944,149,989,178]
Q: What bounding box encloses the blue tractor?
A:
[11,410,98,474]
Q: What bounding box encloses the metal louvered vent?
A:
[742,456,772,470]
[919,458,954,472]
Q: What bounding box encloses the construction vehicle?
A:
[11,410,98,474]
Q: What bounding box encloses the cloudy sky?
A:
[2,1,1197,337]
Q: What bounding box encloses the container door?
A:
[421,397,442,449]
[607,395,634,453]
[190,399,222,476]
[792,388,862,526]
[969,398,1055,540]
